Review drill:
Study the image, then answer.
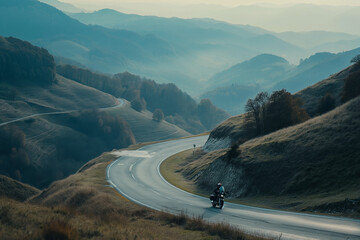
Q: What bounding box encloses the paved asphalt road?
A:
[107,136,360,240]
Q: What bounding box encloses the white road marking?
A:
[129,163,134,172]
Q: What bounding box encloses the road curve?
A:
[106,136,360,240]
[0,98,125,127]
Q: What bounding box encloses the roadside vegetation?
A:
[0,151,270,240]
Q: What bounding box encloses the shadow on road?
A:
[201,206,223,219]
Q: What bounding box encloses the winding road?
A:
[107,136,360,240]
[0,98,125,127]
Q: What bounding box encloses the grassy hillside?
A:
[0,175,40,202]
[0,78,133,188]
[205,62,360,148]
[0,36,194,188]
[57,64,229,134]
[0,150,269,240]
[178,96,360,216]
[105,101,191,143]
[295,62,360,116]
[167,63,360,216]
[0,80,190,188]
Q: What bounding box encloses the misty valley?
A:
[0,0,360,239]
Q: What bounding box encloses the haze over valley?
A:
[1,0,359,239]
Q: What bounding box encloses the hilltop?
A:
[0,175,40,202]
[294,62,360,116]
[166,64,360,216]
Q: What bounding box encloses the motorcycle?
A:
[210,193,224,209]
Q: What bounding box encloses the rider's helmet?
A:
[217,182,222,188]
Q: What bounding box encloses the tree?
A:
[152,109,164,122]
[350,54,360,63]
[317,93,336,115]
[245,89,309,135]
[245,92,269,135]
[265,89,309,133]
[341,66,360,103]
[131,98,146,112]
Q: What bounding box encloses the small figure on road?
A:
[214,182,225,198]
[210,182,225,209]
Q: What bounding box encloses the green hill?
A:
[0,36,191,188]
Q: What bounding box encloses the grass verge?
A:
[160,148,360,218]
[1,148,271,240]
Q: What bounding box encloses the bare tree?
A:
[245,92,269,135]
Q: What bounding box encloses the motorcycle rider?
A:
[214,183,225,201]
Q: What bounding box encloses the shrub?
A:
[0,126,29,181]
[152,109,164,122]
[131,97,146,112]
[317,93,336,115]
[341,64,360,103]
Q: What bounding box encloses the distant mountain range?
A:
[202,48,360,115]
[38,0,83,13]
[67,8,304,93]
[0,0,175,80]
[1,0,359,98]
[69,3,360,36]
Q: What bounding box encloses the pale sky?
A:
[62,0,360,8]
[60,0,360,34]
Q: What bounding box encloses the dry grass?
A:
[160,148,209,196]
[0,149,270,240]
[161,97,360,218]
[0,175,40,202]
